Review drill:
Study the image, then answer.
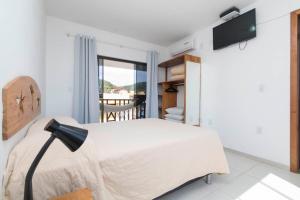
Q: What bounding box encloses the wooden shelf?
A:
[158,79,184,85]
[159,54,200,68]
[158,54,201,125]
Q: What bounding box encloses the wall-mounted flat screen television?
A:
[213,9,256,50]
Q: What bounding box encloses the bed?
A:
[3,117,229,200]
[2,77,229,200]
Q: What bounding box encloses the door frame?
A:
[291,9,300,172]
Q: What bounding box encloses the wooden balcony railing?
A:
[99,97,146,123]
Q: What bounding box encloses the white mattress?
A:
[4,117,229,200]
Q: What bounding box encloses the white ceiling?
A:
[46,0,256,46]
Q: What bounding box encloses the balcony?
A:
[99,97,146,123]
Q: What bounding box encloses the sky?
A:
[103,65,135,86]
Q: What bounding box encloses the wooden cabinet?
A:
[158,54,201,126]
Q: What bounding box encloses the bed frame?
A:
[155,174,212,199]
[2,76,41,140]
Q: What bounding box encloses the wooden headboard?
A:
[2,76,41,140]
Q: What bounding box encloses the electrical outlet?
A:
[208,119,213,126]
[258,84,265,93]
[256,126,263,135]
[199,42,204,50]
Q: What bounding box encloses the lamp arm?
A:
[24,135,56,200]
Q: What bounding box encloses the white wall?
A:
[0,0,46,196]
[46,17,169,117]
[168,0,300,166]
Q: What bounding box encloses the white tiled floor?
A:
[156,150,300,200]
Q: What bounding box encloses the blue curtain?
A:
[146,51,159,118]
[73,35,99,123]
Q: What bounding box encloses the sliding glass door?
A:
[98,56,146,122]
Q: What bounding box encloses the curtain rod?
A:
[66,33,148,53]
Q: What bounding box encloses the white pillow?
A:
[170,65,185,75]
[165,114,184,121]
[165,118,184,123]
[27,116,83,137]
[169,74,185,81]
[165,107,184,115]
[4,117,100,200]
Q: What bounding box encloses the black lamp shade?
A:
[44,119,88,152]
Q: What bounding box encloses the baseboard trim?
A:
[224,147,290,171]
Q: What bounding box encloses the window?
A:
[98,56,147,122]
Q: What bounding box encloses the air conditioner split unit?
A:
[170,39,197,56]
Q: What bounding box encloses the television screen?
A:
[213,9,256,50]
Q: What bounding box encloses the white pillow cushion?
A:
[169,74,185,81]
[165,118,184,123]
[170,65,185,75]
[165,114,184,121]
[27,116,83,137]
[4,117,102,200]
[165,107,184,115]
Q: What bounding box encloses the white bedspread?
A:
[3,118,229,200]
[84,119,229,200]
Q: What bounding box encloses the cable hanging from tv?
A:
[239,40,248,51]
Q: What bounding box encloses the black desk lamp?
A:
[24,119,88,200]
